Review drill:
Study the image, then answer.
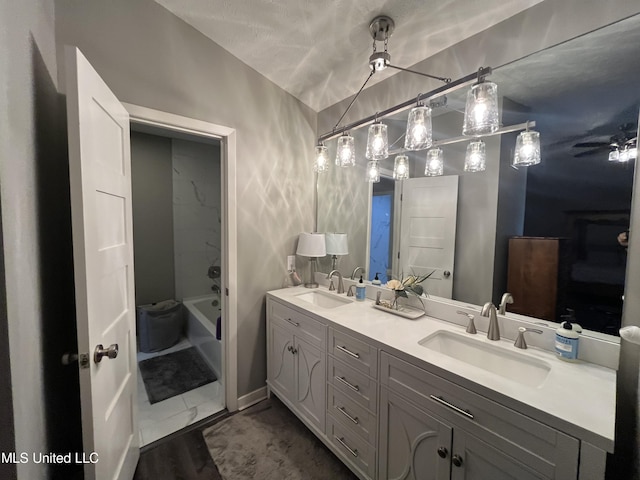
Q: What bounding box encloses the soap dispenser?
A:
[555,321,581,361]
[356,275,366,301]
[372,273,382,286]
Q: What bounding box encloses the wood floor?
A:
[134,412,228,480]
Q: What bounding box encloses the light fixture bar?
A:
[318,67,492,143]
[388,121,536,155]
[387,64,451,83]
[332,71,375,131]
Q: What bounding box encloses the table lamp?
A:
[325,233,348,270]
[296,233,326,288]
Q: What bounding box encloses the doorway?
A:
[124,103,238,447]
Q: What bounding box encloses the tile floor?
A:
[137,338,225,447]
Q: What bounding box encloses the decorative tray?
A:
[373,304,425,320]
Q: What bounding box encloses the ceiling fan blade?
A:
[572,141,610,148]
[573,148,607,158]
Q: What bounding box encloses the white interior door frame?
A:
[122,103,238,412]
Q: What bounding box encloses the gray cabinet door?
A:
[295,337,325,431]
[379,387,452,480]
[451,430,546,480]
[268,316,295,401]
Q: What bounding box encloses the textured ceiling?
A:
[153,0,543,111]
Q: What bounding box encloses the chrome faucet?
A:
[498,292,514,315]
[350,266,365,280]
[481,302,500,340]
[326,270,345,294]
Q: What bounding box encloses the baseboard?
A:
[237,386,268,411]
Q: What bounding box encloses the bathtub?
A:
[183,295,222,382]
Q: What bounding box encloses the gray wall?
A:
[0,0,82,478]
[54,0,316,397]
[131,132,175,306]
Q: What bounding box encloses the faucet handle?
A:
[328,280,335,291]
[456,310,477,334]
[347,285,356,297]
[514,326,543,349]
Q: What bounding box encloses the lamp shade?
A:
[296,233,326,257]
[405,105,433,150]
[425,148,444,176]
[325,233,349,255]
[335,133,356,167]
[366,123,389,160]
[464,140,486,172]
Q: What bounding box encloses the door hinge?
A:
[397,251,400,259]
[225,287,229,296]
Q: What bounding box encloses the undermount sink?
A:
[418,331,551,388]
[295,290,352,309]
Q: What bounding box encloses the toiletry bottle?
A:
[372,273,382,286]
[555,321,580,361]
[356,275,366,301]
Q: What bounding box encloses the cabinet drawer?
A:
[329,328,378,377]
[326,415,376,480]
[328,356,377,413]
[380,352,579,477]
[327,385,377,445]
[268,299,326,347]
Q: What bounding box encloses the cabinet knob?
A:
[437,446,448,458]
[452,454,463,467]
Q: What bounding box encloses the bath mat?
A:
[202,396,358,480]
[139,347,216,404]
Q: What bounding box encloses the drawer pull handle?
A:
[335,376,360,392]
[429,395,474,420]
[336,406,359,424]
[336,345,360,359]
[284,317,300,327]
[335,436,358,458]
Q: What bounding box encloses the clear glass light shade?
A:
[619,147,631,163]
[335,133,356,167]
[393,154,410,180]
[404,105,433,150]
[629,146,638,160]
[513,130,541,166]
[366,161,381,183]
[366,123,389,160]
[313,144,329,173]
[464,140,486,172]
[608,149,620,162]
[425,148,444,176]
[462,82,499,136]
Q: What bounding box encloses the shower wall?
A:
[172,139,221,300]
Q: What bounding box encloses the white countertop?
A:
[267,286,617,452]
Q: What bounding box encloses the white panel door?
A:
[66,46,138,480]
[399,176,459,298]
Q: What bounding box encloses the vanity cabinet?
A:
[325,327,379,480]
[266,299,326,433]
[379,352,580,479]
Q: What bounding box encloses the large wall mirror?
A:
[317,14,640,339]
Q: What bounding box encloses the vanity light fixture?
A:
[314,144,329,173]
[366,121,389,160]
[464,140,487,172]
[513,126,541,167]
[393,154,410,180]
[325,233,349,270]
[462,75,500,136]
[608,149,620,162]
[619,146,631,163]
[405,103,433,150]
[629,146,638,160]
[425,148,444,176]
[335,132,356,167]
[366,161,381,183]
[296,233,326,288]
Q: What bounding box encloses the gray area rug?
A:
[138,346,216,404]
[202,397,358,480]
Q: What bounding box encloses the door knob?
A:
[452,454,463,467]
[437,446,448,458]
[94,344,119,363]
